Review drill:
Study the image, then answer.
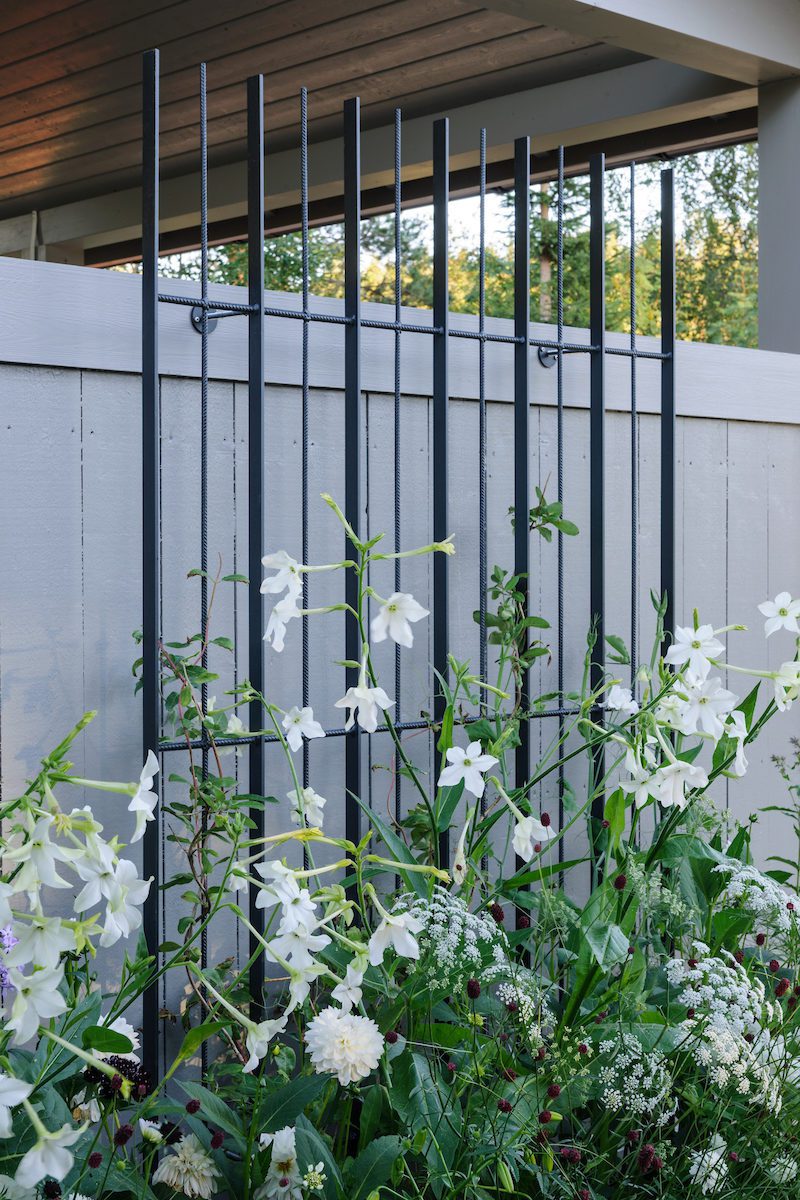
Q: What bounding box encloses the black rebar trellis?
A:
[139,50,676,1076]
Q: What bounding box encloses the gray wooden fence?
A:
[2,257,799,1059]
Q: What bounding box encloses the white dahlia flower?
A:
[152,1134,221,1199]
[304,1007,384,1085]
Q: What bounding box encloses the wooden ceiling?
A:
[0,0,641,220]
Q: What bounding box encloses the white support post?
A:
[759,78,800,353]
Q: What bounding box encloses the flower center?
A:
[780,607,788,616]
[691,639,702,650]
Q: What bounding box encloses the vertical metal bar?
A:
[300,89,311,866]
[247,72,266,1010]
[660,168,676,640]
[432,117,449,868]
[141,47,160,1081]
[478,129,488,701]
[393,109,402,838]
[513,137,530,914]
[589,153,606,838]
[344,97,362,850]
[556,146,565,859]
[629,162,638,681]
[198,62,210,1074]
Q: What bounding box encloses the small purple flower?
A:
[0,925,17,1005]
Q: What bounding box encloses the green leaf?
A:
[436,779,465,832]
[603,787,626,853]
[260,1073,328,1134]
[354,795,426,898]
[222,573,249,583]
[294,1114,341,1200]
[82,1025,134,1056]
[180,1082,246,1147]
[584,922,630,970]
[176,1020,228,1063]
[605,634,630,665]
[344,1137,403,1200]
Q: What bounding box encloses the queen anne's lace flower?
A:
[304,1007,384,1085]
[390,888,507,992]
[666,944,770,1034]
[767,1154,799,1184]
[597,1033,676,1127]
[489,965,555,1051]
[714,862,798,936]
[152,1135,221,1199]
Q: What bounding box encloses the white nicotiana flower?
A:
[725,710,748,776]
[152,1134,221,1199]
[243,1014,289,1074]
[264,593,301,653]
[6,964,67,1045]
[655,691,691,732]
[305,1007,384,1085]
[452,809,475,886]
[334,658,394,734]
[139,1118,163,1144]
[261,550,303,599]
[652,759,709,810]
[3,816,74,898]
[267,917,331,969]
[758,591,800,637]
[15,1122,84,1189]
[438,741,498,799]
[227,857,251,893]
[287,786,326,829]
[678,674,737,740]
[282,706,325,754]
[773,660,800,711]
[3,916,76,971]
[370,592,429,648]
[73,839,119,913]
[258,1125,302,1200]
[665,623,724,681]
[606,684,639,716]
[687,1134,728,1194]
[368,910,426,966]
[284,960,328,1015]
[128,750,159,843]
[512,813,557,860]
[99,860,152,947]
[0,1174,34,1200]
[331,954,368,1012]
[0,1074,32,1138]
[620,747,657,810]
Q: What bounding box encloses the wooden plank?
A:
[0,26,587,202]
[0,0,84,37]
[0,0,473,149]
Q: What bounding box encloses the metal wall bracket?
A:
[191,305,219,334]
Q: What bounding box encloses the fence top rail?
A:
[2,256,799,426]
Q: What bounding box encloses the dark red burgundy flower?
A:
[467,978,481,1000]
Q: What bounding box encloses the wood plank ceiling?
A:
[0,0,639,220]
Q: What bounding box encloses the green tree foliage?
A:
[154,143,758,347]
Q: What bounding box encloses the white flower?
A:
[4,917,76,971]
[370,592,429,648]
[0,883,13,929]
[0,1074,32,1138]
[287,787,326,828]
[688,1134,728,1195]
[620,747,657,810]
[152,1134,221,1199]
[438,741,498,799]
[254,861,305,908]
[267,918,331,969]
[767,1155,799,1185]
[758,591,800,637]
[227,857,250,893]
[726,710,748,776]
[15,1122,84,1189]
[368,910,426,966]
[99,860,152,947]
[606,684,639,716]
[255,872,318,934]
[334,660,394,733]
[264,593,301,653]
[285,961,328,1014]
[773,660,800,711]
[512,814,557,860]
[305,1007,384,1085]
[452,811,474,886]
[652,760,709,810]
[73,839,119,912]
[139,1118,163,1144]
[243,1015,288,1074]
[6,964,67,1045]
[665,623,724,680]
[261,550,303,598]
[128,750,159,843]
[0,1174,34,1200]
[4,816,74,897]
[282,706,325,753]
[331,955,367,1012]
[679,674,737,740]
[258,1125,302,1200]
